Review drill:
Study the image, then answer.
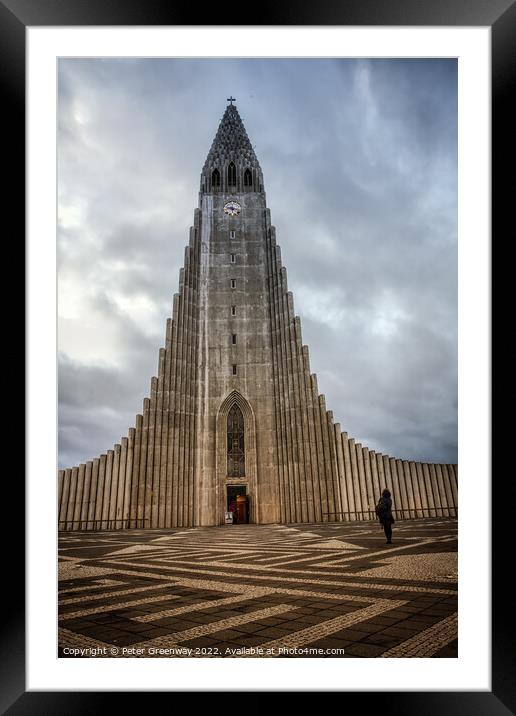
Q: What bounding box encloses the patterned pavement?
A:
[58,519,458,658]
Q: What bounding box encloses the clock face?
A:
[223,201,241,217]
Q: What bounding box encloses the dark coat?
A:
[376,495,394,525]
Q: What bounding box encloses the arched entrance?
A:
[216,391,258,524]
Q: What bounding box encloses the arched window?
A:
[244,168,252,187]
[227,404,245,477]
[227,162,236,187]
[211,168,221,188]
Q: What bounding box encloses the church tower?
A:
[195,99,279,526]
[58,100,458,530]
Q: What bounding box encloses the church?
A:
[58,100,458,530]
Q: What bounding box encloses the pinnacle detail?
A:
[202,104,261,178]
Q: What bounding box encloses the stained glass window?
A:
[227,404,245,477]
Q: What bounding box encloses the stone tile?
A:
[199,629,245,641]
[360,633,401,647]
[255,627,294,639]
[352,621,386,634]
[341,643,386,657]
[180,637,220,648]
[232,623,268,634]
[380,625,423,639]
[323,628,367,643]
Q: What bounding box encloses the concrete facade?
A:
[58,103,458,530]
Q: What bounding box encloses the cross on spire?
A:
[227,96,236,106]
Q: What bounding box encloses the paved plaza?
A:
[58,518,457,658]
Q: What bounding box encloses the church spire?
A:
[201,102,263,194]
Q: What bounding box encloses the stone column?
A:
[58,470,64,522]
[409,461,423,518]
[362,447,375,519]
[392,459,407,519]
[421,463,436,517]
[435,464,450,517]
[293,317,311,523]
[116,437,128,528]
[151,349,165,528]
[80,462,92,530]
[168,293,181,527]
[447,464,458,515]
[415,462,430,518]
[59,469,71,530]
[342,432,355,521]
[402,460,416,519]
[396,459,412,519]
[369,451,381,510]
[109,444,121,528]
[268,239,289,523]
[376,453,386,495]
[87,458,99,530]
[443,464,456,516]
[159,321,172,529]
[123,429,135,529]
[428,463,443,517]
[145,379,157,528]
[382,457,395,517]
[302,346,319,522]
[95,455,106,530]
[348,438,361,520]
[101,451,113,530]
[66,467,78,531]
[335,425,349,522]
[355,443,368,521]
[72,464,85,531]
[319,399,336,522]
[311,375,327,521]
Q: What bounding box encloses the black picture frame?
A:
[7,0,509,710]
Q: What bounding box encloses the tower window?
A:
[244,168,252,187]
[231,306,236,316]
[228,162,236,186]
[232,334,237,344]
[227,403,244,476]
[231,254,236,263]
[232,364,237,375]
[212,168,220,188]
[229,230,236,239]
[231,279,236,289]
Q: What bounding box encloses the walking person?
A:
[376,488,395,544]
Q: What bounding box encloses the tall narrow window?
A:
[232,334,237,344]
[212,168,220,188]
[231,306,236,316]
[229,230,236,239]
[244,168,252,187]
[231,254,236,263]
[231,279,236,289]
[232,364,237,376]
[228,162,236,186]
[227,404,245,477]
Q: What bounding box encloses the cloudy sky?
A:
[58,58,457,470]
